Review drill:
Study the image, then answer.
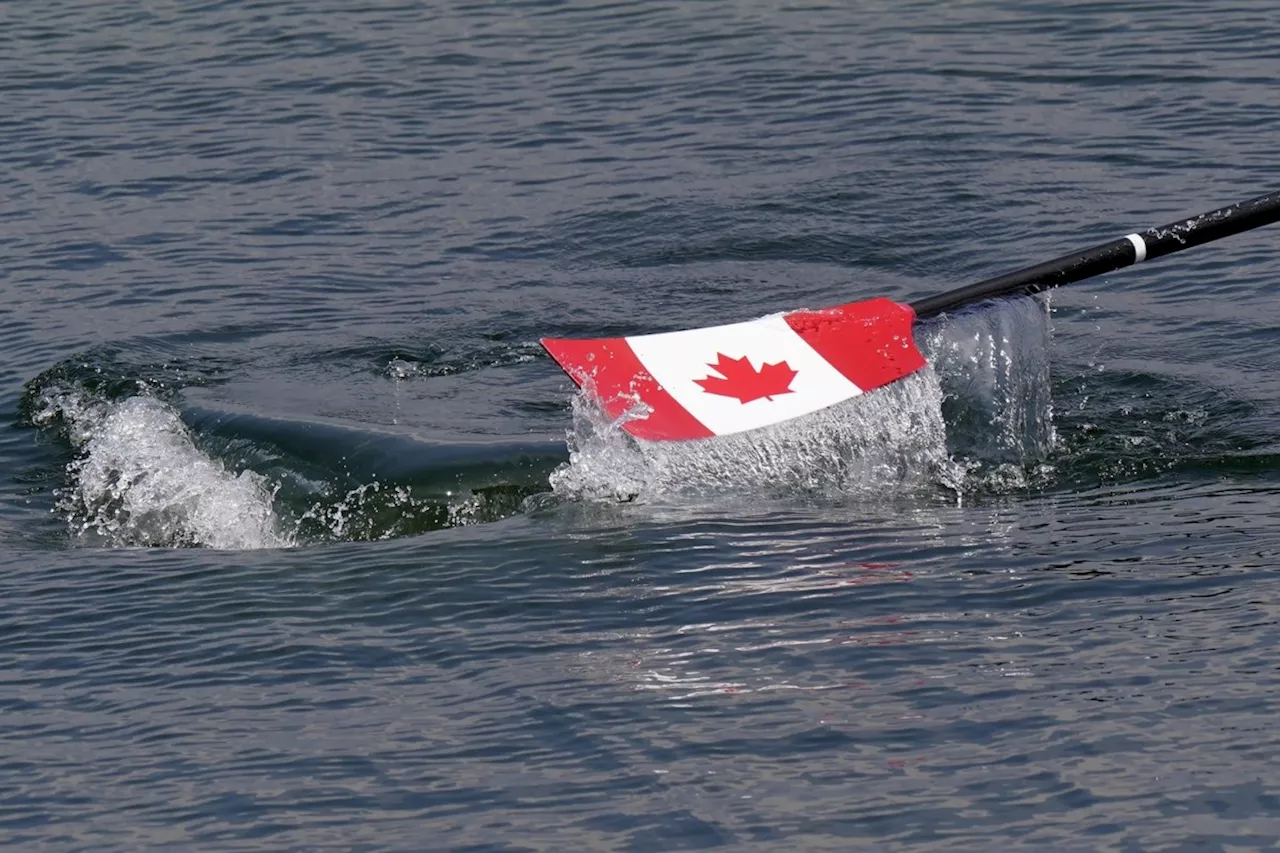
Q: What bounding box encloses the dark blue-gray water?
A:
[3,1,1279,850]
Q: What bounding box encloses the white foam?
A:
[32,389,292,550]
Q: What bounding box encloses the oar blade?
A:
[541,297,926,442]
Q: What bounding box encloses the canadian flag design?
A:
[541,297,926,441]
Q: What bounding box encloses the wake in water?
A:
[18,298,1055,549]
[24,378,552,550]
[551,297,1057,504]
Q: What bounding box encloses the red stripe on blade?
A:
[540,336,714,442]
[785,297,926,392]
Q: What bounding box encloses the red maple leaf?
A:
[694,353,797,403]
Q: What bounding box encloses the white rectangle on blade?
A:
[625,314,863,436]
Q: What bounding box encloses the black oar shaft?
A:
[910,189,1280,319]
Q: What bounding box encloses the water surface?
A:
[3,1,1279,850]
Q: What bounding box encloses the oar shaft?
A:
[910,188,1280,319]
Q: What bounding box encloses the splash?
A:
[551,297,1056,503]
[30,387,293,550]
[551,368,955,502]
[290,478,529,542]
[24,375,542,549]
[920,296,1055,463]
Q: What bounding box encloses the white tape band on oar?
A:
[1125,233,1147,263]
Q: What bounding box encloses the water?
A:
[3,1,1280,849]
